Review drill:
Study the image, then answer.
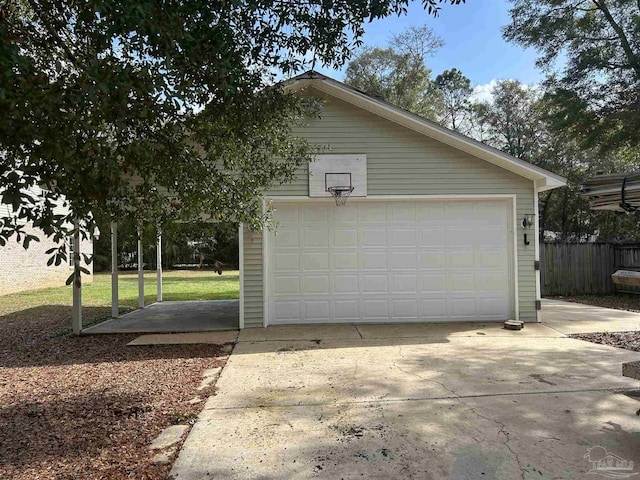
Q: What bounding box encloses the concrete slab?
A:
[82,300,238,334]
[172,320,640,479]
[542,299,640,334]
[356,321,561,339]
[127,331,238,346]
[172,392,640,480]
[149,424,189,451]
[238,324,361,342]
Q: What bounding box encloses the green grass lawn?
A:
[0,269,239,314]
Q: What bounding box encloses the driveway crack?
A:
[395,345,527,480]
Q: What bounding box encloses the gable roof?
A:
[285,71,566,192]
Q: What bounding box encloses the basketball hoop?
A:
[327,186,354,206]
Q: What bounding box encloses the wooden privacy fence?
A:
[541,242,640,296]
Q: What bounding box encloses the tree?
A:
[434,68,472,132]
[468,79,640,241]
[504,0,640,151]
[0,0,466,267]
[345,25,444,119]
[471,80,543,162]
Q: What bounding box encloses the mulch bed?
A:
[0,303,230,480]
[548,294,640,313]
[570,331,640,352]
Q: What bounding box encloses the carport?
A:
[72,220,241,334]
[82,300,239,334]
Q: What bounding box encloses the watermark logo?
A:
[585,446,638,478]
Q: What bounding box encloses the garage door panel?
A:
[363,299,389,319]
[333,228,358,248]
[304,300,331,320]
[274,301,300,321]
[476,227,507,248]
[390,227,417,247]
[302,275,330,295]
[303,252,329,271]
[302,228,329,248]
[391,274,417,293]
[334,299,359,319]
[358,204,388,223]
[275,252,300,272]
[476,249,509,269]
[274,275,300,295]
[420,250,446,268]
[421,298,448,318]
[334,206,357,224]
[421,273,447,292]
[446,249,475,269]
[333,251,358,269]
[275,228,299,248]
[416,203,445,222]
[360,251,387,270]
[392,299,419,318]
[446,227,475,247]
[273,204,299,223]
[359,228,387,247]
[420,228,446,247]
[447,272,475,291]
[362,274,388,293]
[390,203,416,222]
[334,274,359,294]
[449,297,476,318]
[445,202,476,221]
[391,251,417,270]
[269,200,513,324]
[476,272,509,291]
[302,204,329,224]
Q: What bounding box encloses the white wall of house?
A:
[0,185,94,296]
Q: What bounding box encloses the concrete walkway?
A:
[542,298,640,334]
[82,300,239,334]
[171,302,640,479]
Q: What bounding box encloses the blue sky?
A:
[314,0,543,96]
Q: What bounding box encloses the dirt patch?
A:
[569,331,640,352]
[0,303,229,479]
[547,294,640,313]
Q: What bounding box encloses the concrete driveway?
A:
[171,301,640,479]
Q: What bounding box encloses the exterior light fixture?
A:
[521,214,534,229]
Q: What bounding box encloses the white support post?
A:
[137,225,144,309]
[534,183,542,322]
[111,221,119,318]
[156,226,163,302]
[239,223,244,329]
[72,220,82,334]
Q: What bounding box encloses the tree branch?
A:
[592,0,640,79]
[25,0,81,68]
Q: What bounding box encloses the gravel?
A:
[570,331,640,352]
[0,303,229,480]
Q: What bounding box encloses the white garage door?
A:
[267,200,513,324]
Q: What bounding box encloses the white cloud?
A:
[470,79,542,104]
[470,79,499,104]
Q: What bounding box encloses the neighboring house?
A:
[0,185,93,296]
[238,72,565,328]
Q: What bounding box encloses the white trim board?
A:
[238,223,245,329]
